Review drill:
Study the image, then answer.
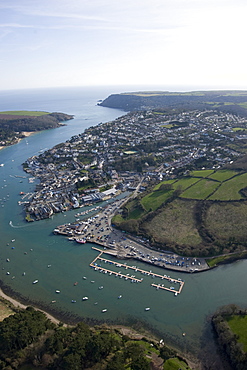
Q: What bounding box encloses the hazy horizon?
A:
[1,0,246,91]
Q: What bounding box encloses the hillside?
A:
[99,90,247,116]
[0,111,73,147]
[112,168,247,257]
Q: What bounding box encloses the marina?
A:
[0,87,247,365]
[90,247,184,295]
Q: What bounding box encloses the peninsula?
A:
[99,90,247,115]
[0,111,74,148]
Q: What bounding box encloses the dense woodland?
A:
[0,113,73,147]
[0,306,181,370]
[212,305,247,370]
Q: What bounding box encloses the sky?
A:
[1,0,247,91]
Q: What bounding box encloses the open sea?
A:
[0,85,246,366]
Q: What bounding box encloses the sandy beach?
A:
[0,131,36,151]
[0,287,60,325]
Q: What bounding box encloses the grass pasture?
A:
[141,188,173,212]
[208,172,247,200]
[189,169,214,178]
[226,315,247,352]
[0,110,49,117]
[208,169,237,182]
[180,179,219,200]
[153,179,176,190]
[232,127,247,132]
[172,177,200,191]
[164,357,190,370]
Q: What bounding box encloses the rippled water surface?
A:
[0,86,246,361]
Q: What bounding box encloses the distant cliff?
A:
[99,91,247,116]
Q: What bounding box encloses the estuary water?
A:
[0,86,247,363]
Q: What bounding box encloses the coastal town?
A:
[16,107,247,272]
[53,197,209,274]
[22,108,246,221]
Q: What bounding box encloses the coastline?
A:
[0,131,36,151]
[0,284,201,369]
[0,286,60,325]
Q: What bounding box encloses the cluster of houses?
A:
[22,108,246,220]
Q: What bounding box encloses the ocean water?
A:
[0,86,246,365]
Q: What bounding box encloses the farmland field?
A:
[180,179,219,200]
[208,172,247,200]
[0,110,49,117]
[208,169,237,182]
[189,169,214,178]
[141,188,173,212]
[172,177,201,191]
[153,179,176,190]
[232,127,247,131]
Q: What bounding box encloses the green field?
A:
[208,169,237,182]
[189,169,214,178]
[141,188,173,211]
[180,179,219,200]
[164,357,190,370]
[0,110,49,116]
[173,177,201,190]
[232,127,247,132]
[153,179,176,190]
[226,315,247,352]
[125,200,145,219]
[208,172,247,200]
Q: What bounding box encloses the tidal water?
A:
[0,86,246,363]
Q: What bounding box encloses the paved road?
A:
[58,197,209,274]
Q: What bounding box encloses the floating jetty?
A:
[90,247,184,295]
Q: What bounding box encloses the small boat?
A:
[74,282,78,286]
[102,309,107,313]
[6,272,10,275]
[0,164,4,167]
[22,272,26,276]
[82,296,88,301]
[145,307,150,311]
[51,300,56,303]
[71,300,76,303]
[98,286,103,290]
[76,238,86,244]
[83,276,87,280]
[55,290,61,294]
[32,280,39,284]
[118,295,122,299]
[94,302,98,305]
[6,258,10,262]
